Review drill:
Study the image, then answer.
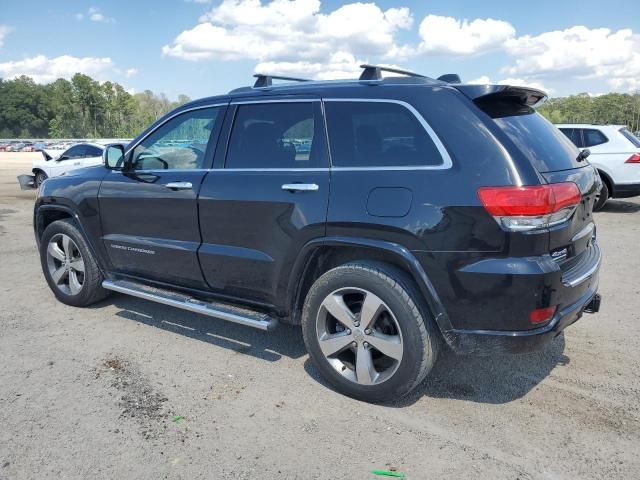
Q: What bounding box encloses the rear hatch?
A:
[459,85,600,285]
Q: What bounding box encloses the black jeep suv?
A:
[34,66,602,402]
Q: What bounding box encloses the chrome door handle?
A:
[281,183,319,192]
[164,181,193,190]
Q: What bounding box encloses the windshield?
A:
[619,128,640,148]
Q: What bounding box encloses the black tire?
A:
[34,171,48,188]
[301,262,440,403]
[40,219,110,307]
[594,178,609,211]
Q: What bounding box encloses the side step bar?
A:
[102,279,278,331]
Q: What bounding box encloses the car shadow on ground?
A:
[599,199,640,213]
[304,334,568,406]
[105,293,568,405]
[104,294,307,362]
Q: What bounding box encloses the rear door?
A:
[98,104,226,289]
[197,98,330,306]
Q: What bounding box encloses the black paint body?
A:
[34,78,602,354]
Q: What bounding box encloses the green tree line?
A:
[538,92,640,132]
[0,74,191,139]
[2,74,640,138]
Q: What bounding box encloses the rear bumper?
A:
[613,182,640,198]
[445,284,601,355]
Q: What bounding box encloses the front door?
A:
[98,104,226,289]
[198,99,330,307]
[50,144,86,177]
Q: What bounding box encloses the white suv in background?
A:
[557,124,640,210]
[31,143,105,187]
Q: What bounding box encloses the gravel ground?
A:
[1,152,639,479]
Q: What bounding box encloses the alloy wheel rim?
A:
[46,233,85,295]
[316,287,403,386]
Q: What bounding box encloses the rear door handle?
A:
[281,183,319,192]
[164,181,193,190]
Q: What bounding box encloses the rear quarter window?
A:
[490,109,582,172]
[324,100,444,168]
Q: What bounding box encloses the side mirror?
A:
[104,144,126,169]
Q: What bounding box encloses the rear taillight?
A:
[625,153,640,164]
[530,306,557,324]
[478,182,581,231]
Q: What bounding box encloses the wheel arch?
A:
[287,237,453,336]
[596,169,614,197]
[35,205,107,275]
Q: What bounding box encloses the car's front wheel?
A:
[40,219,109,307]
[34,171,48,188]
[301,262,439,403]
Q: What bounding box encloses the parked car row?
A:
[0,141,46,152]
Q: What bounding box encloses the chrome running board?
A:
[102,279,278,331]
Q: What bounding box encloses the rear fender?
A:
[287,236,454,336]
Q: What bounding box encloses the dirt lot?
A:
[1,152,639,480]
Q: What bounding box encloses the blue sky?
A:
[1,0,639,99]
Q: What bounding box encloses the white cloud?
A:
[163,0,413,76]
[125,68,138,78]
[75,7,115,23]
[0,55,115,83]
[503,26,640,92]
[418,15,515,55]
[0,25,12,48]
[161,2,640,94]
[255,51,361,79]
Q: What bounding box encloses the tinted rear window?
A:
[620,128,640,148]
[487,105,582,172]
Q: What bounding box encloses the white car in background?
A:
[556,124,640,210]
[32,143,105,187]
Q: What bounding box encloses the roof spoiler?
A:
[454,84,548,108]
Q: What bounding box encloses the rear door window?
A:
[582,129,608,148]
[323,101,444,167]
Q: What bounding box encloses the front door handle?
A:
[281,183,319,192]
[165,181,193,190]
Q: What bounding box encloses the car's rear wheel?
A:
[302,262,439,403]
[594,179,609,211]
[40,219,109,307]
[35,171,48,188]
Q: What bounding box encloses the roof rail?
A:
[253,74,311,88]
[359,64,426,81]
